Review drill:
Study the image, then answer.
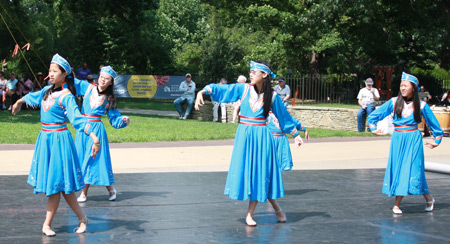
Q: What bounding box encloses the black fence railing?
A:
[194,74,449,105]
[284,75,360,104]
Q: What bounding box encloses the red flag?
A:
[12,44,19,57]
[21,43,30,51]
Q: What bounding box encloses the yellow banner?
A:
[126,75,158,98]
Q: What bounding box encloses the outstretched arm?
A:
[12,98,23,115]
[195,90,206,110]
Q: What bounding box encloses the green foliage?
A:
[0,0,449,84]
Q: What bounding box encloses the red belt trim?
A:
[240,116,266,121]
[394,124,418,128]
[394,128,418,132]
[239,121,266,126]
[82,113,101,118]
[42,128,68,132]
[272,132,285,137]
[41,122,66,126]
[87,119,101,122]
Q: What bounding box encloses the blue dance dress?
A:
[368,97,443,197]
[74,79,128,186]
[23,85,94,196]
[266,112,306,171]
[203,83,300,202]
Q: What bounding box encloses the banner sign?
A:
[113,75,188,99]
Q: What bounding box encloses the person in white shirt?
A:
[232,75,247,123]
[213,78,228,123]
[357,78,380,132]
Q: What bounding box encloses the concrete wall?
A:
[190,101,236,122]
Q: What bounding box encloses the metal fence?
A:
[195,74,449,105]
[284,75,361,104]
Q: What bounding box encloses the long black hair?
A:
[43,64,76,100]
[253,60,274,118]
[394,82,421,123]
[100,77,117,110]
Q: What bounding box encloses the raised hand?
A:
[12,99,23,115]
[194,91,205,110]
[123,116,130,125]
[424,141,438,149]
[294,135,304,148]
[371,129,386,136]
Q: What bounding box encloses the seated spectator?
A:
[357,78,380,132]
[76,63,91,80]
[5,72,18,110]
[419,85,432,103]
[17,76,33,96]
[213,78,228,123]
[0,72,7,110]
[232,75,247,123]
[174,73,196,120]
[274,77,291,107]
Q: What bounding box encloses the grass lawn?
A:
[116,98,176,111]
[1,110,380,144]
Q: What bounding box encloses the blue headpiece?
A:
[250,60,277,79]
[100,66,117,79]
[401,72,420,91]
[51,54,72,75]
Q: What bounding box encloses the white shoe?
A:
[182,116,187,120]
[109,188,117,201]
[2,104,5,109]
[77,194,87,203]
[179,116,183,120]
[392,206,402,215]
[425,198,435,212]
[8,105,11,110]
[42,225,56,237]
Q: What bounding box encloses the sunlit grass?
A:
[0,110,380,144]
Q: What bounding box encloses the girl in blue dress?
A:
[267,111,309,171]
[368,72,443,214]
[12,54,101,236]
[74,66,129,203]
[195,60,305,226]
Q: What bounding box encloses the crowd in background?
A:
[0,63,98,111]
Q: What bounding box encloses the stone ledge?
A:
[190,102,359,131]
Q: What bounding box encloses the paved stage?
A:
[1,137,449,243]
[1,169,450,243]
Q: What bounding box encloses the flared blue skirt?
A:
[224,124,284,202]
[382,129,429,197]
[272,135,293,171]
[75,122,114,186]
[27,130,84,197]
